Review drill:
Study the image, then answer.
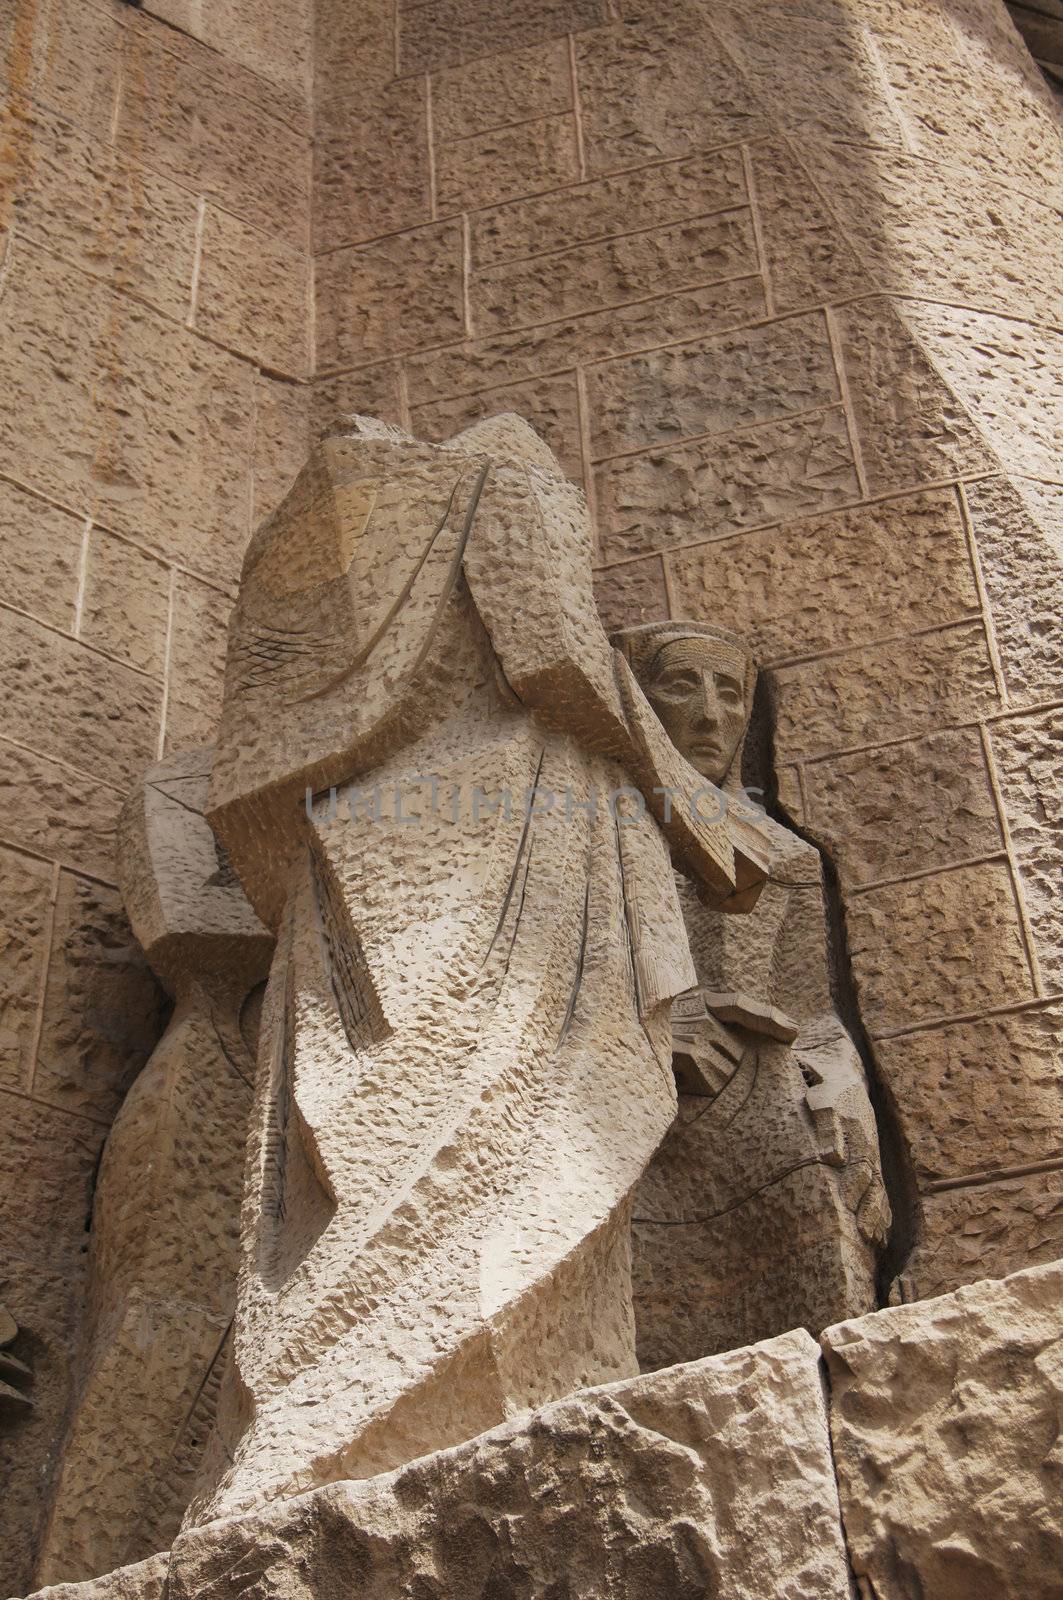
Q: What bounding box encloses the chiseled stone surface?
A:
[966,475,1063,705]
[435,113,580,215]
[431,39,572,142]
[990,706,1063,995]
[315,220,466,366]
[875,1003,1063,1183]
[25,1332,852,1600]
[898,1172,1063,1304]
[823,1260,1063,1600]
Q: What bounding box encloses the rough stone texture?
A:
[397,0,611,76]
[409,371,584,483]
[431,39,571,142]
[592,556,668,634]
[823,1260,1063,1599]
[802,726,1003,890]
[667,489,981,664]
[596,405,860,563]
[316,221,466,367]
[746,138,870,314]
[0,847,54,1092]
[25,1332,853,1600]
[162,577,232,754]
[768,622,1000,762]
[846,861,1034,1034]
[965,475,1063,705]
[0,744,121,885]
[990,707,1063,993]
[194,207,309,377]
[875,1003,1063,1183]
[79,533,170,678]
[437,115,580,215]
[36,750,272,1585]
[0,478,80,634]
[314,80,429,252]
[899,1172,1063,1303]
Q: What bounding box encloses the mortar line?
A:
[71,515,93,636]
[825,304,870,501]
[0,1078,112,1130]
[925,1155,1063,1194]
[567,34,587,183]
[956,480,1008,706]
[574,365,598,541]
[593,400,842,468]
[425,73,438,221]
[461,212,473,336]
[872,990,1061,1042]
[25,859,61,1096]
[0,732,127,794]
[847,849,1009,896]
[660,553,677,620]
[156,567,178,761]
[739,143,773,319]
[977,720,1046,997]
[0,833,118,888]
[397,362,412,432]
[0,597,165,681]
[186,195,207,329]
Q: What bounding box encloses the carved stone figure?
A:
[188,414,770,1524]
[36,749,273,1586]
[613,623,891,1365]
[0,1307,32,1413]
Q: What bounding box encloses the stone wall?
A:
[0,2,311,1590]
[314,0,1062,1302]
[0,0,1060,1591]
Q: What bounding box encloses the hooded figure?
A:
[187,416,770,1524]
[613,621,891,1364]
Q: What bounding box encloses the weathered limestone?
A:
[192,413,770,1524]
[35,750,273,1586]
[25,1331,852,1600]
[617,622,890,1361]
[823,1259,1063,1600]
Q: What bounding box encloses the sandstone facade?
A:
[0,0,1060,1594]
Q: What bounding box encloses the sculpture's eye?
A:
[717,676,743,707]
[655,670,699,697]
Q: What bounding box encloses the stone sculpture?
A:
[36,749,273,1586]
[615,623,891,1364]
[0,1306,32,1412]
[187,413,771,1524]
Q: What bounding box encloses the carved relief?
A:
[185,415,771,1525]
[36,749,273,1586]
[614,623,891,1363]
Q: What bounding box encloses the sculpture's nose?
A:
[692,670,721,728]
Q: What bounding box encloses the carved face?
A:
[641,636,749,783]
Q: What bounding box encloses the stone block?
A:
[746,139,870,314]
[87,292,257,587]
[875,1002,1063,1182]
[823,1260,1063,1598]
[769,622,999,764]
[311,364,407,437]
[316,220,466,367]
[431,38,571,142]
[33,871,165,1121]
[469,145,746,269]
[162,576,232,752]
[9,103,198,324]
[148,0,312,101]
[592,557,668,633]
[802,141,1063,327]
[119,15,309,246]
[24,1553,170,1600]
[898,1172,1063,1304]
[409,372,583,484]
[31,0,122,143]
[0,846,53,1092]
[0,244,112,513]
[0,1090,106,1256]
[436,113,580,214]
[0,741,121,885]
[802,726,1001,890]
[575,9,767,174]
[0,610,161,790]
[846,860,1033,1034]
[990,707,1063,993]
[472,208,756,336]
[405,274,765,402]
[79,531,170,677]
[314,0,394,102]
[965,475,1063,705]
[669,489,980,665]
[832,298,996,496]
[159,1330,848,1600]
[397,0,609,75]
[719,2,906,145]
[871,6,1063,205]
[595,405,859,563]
[194,206,309,377]
[314,79,429,253]
[587,310,839,461]
[252,374,311,530]
[0,477,80,633]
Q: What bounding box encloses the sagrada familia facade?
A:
[0,1,1060,1596]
